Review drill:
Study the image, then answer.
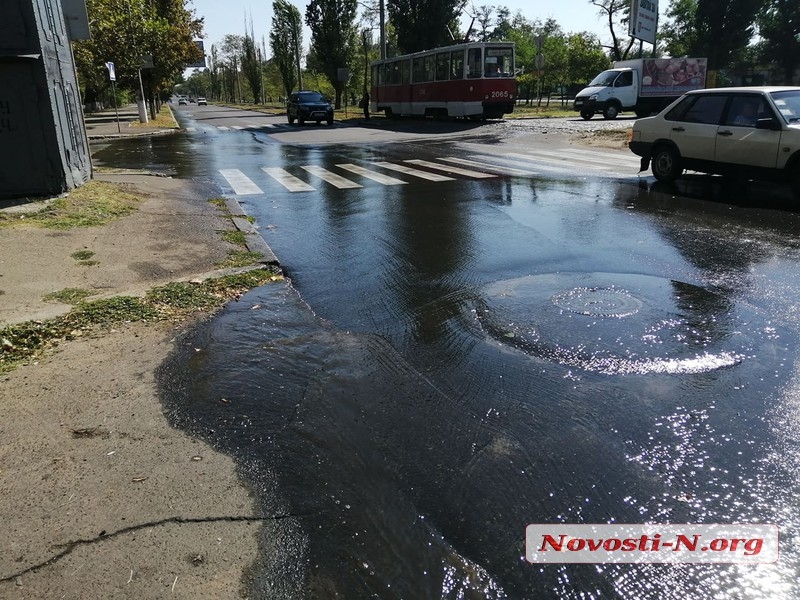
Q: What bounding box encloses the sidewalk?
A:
[0,103,266,598]
[83,103,179,139]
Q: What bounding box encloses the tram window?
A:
[424,55,435,82]
[374,65,381,86]
[412,57,424,83]
[436,52,450,81]
[391,61,402,84]
[467,48,482,78]
[484,57,500,77]
[401,60,410,84]
[486,47,514,77]
[450,51,464,79]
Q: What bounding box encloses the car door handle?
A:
[718,130,734,136]
[671,127,685,132]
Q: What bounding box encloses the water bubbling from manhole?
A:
[551,287,643,318]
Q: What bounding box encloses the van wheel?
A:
[580,111,593,120]
[651,146,683,182]
[603,104,619,119]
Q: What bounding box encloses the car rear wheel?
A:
[288,114,295,124]
[791,169,800,200]
[603,104,619,119]
[651,146,683,182]
[298,116,305,125]
[580,111,593,120]
[327,118,333,125]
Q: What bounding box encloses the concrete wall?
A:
[0,0,91,200]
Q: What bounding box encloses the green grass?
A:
[43,288,97,304]
[0,181,141,230]
[0,269,283,372]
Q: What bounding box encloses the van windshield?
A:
[588,70,620,87]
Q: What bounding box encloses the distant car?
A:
[188,97,195,103]
[287,91,334,126]
[178,97,188,105]
[630,86,800,198]
[197,97,207,106]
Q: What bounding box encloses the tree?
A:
[305,0,359,108]
[756,0,800,83]
[387,0,467,54]
[270,0,303,97]
[73,0,202,109]
[242,17,263,103]
[659,0,699,58]
[661,0,762,71]
[590,0,634,61]
[691,0,762,71]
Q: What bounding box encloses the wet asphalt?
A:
[94,107,800,599]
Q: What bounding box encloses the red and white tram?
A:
[369,41,516,120]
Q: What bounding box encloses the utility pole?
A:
[379,0,386,59]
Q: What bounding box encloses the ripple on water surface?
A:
[476,272,749,375]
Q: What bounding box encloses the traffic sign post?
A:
[105,61,121,132]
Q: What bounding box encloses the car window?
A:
[678,94,728,125]
[770,89,800,123]
[615,71,633,87]
[664,95,694,120]
[724,95,768,127]
[298,92,326,103]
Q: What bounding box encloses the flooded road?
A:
[98,114,800,598]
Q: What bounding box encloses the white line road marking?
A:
[301,165,363,189]
[219,169,264,195]
[231,125,245,130]
[185,127,196,132]
[217,126,231,131]
[404,159,496,179]
[438,156,536,176]
[372,161,455,181]
[336,163,408,185]
[262,167,316,192]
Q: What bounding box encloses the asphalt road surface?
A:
[96,106,800,599]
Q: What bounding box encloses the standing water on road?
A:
[122,129,800,598]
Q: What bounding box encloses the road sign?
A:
[105,61,116,81]
[534,54,545,71]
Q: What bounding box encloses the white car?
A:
[629,86,800,198]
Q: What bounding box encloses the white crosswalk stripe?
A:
[302,165,363,189]
[219,169,264,195]
[262,167,315,192]
[336,163,407,185]
[405,159,497,179]
[218,147,641,195]
[438,156,536,176]
[372,161,455,181]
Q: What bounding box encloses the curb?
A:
[224,197,280,267]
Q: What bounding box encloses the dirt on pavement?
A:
[0,173,265,599]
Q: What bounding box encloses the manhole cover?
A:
[551,287,643,318]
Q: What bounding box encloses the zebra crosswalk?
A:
[217,148,643,196]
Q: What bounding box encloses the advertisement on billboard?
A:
[639,57,707,97]
[629,0,658,45]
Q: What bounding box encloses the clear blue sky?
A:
[188,0,651,60]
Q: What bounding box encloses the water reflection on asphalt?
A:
[134,130,800,598]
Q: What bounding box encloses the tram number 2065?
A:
[489,91,510,98]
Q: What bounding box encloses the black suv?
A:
[287,91,334,126]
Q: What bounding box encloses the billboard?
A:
[629,0,658,45]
